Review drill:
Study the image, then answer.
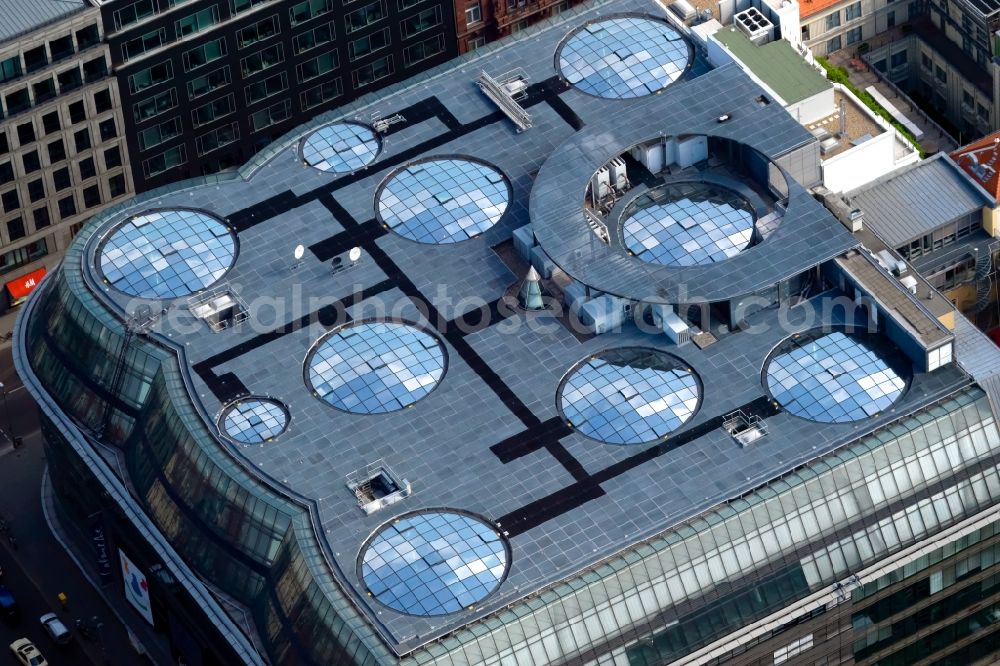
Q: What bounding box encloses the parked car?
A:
[0,587,17,622]
[8,639,47,666]
[39,613,71,644]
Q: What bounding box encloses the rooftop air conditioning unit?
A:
[669,0,696,25]
[899,275,918,295]
[591,166,611,205]
[734,7,773,45]
[607,157,628,191]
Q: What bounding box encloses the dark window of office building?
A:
[48,140,66,163]
[83,185,101,208]
[138,118,182,151]
[42,111,61,135]
[58,195,76,219]
[104,146,121,168]
[183,37,227,72]
[349,28,389,61]
[1,189,19,213]
[16,122,34,146]
[50,34,74,62]
[68,101,85,124]
[345,0,386,33]
[99,118,117,141]
[76,24,100,50]
[231,0,268,14]
[53,167,71,191]
[0,133,8,155]
[238,15,279,48]
[33,206,50,229]
[23,45,47,74]
[300,78,342,110]
[240,43,283,77]
[187,66,230,98]
[0,56,21,85]
[21,151,39,173]
[128,60,174,95]
[79,157,96,181]
[403,34,444,66]
[94,88,112,113]
[6,217,24,241]
[74,128,91,152]
[290,0,335,25]
[293,21,334,54]
[27,179,44,202]
[192,94,235,127]
[5,89,28,117]
[108,173,126,198]
[401,6,441,37]
[83,56,108,83]
[245,72,287,104]
[57,66,83,92]
[352,55,393,88]
[122,28,166,62]
[113,0,155,31]
[134,89,177,123]
[0,161,12,184]
[32,78,57,105]
[298,51,338,82]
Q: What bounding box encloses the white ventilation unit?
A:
[630,142,665,173]
[607,157,628,190]
[591,166,611,204]
[734,7,773,45]
[676,135,708,168]
[899,275,918,295]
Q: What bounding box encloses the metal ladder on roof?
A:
[974,242,998,314]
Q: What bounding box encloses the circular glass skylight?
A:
[220,398,289,444]
[559,347,700,445]
[377,158,510,244]
[306,321,446,414]
[99,209,236,298]
[302,122,380,173]
[360,511,509,616]
[766,331,908,423]
[557,16,690,98]
[622,182,756,266]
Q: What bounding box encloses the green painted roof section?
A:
[714,28,831,104]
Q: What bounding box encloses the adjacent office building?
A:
[452,0,585,52]
[99,0,458,191]
[16,1,1000,665]
[0,1,134,316]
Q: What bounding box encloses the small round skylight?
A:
[99,209,236,298]
[559,347,700,445]
[360,511,509,616]
[557,16,690,99]
[377,158,510,244]
[302,122,380,173]
[219,398,289,444]
[766,330,908,423]
[622,182,756,266]
[306,320,446,414]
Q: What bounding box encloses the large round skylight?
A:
[99,209,236,298]
[766,331,908,423]
[557,16,690,99]
[360,511,509,616]
[220,398,289,444]
[377,158,510,244]
[559,348,700,445]
[622,182,756,266]
[302,122,380,173]
[306,321,446,414]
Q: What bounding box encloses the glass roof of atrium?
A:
[302,122,381,174]
[98,209,236,299]
[220,398,289,444]
[306,321,446,414]
[766,331,909,423]
[559,347,700,445]
[558,16,690,99]
[622,182,756,266]
[377,158,510,244]
[360,511,509,616]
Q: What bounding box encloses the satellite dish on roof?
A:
[349,247,362,262]
[294,244,305,260]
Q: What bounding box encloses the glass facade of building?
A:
[22,229,1000,665]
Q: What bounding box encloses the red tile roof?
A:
[952,130,1000,201]
[799,0,848,19]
